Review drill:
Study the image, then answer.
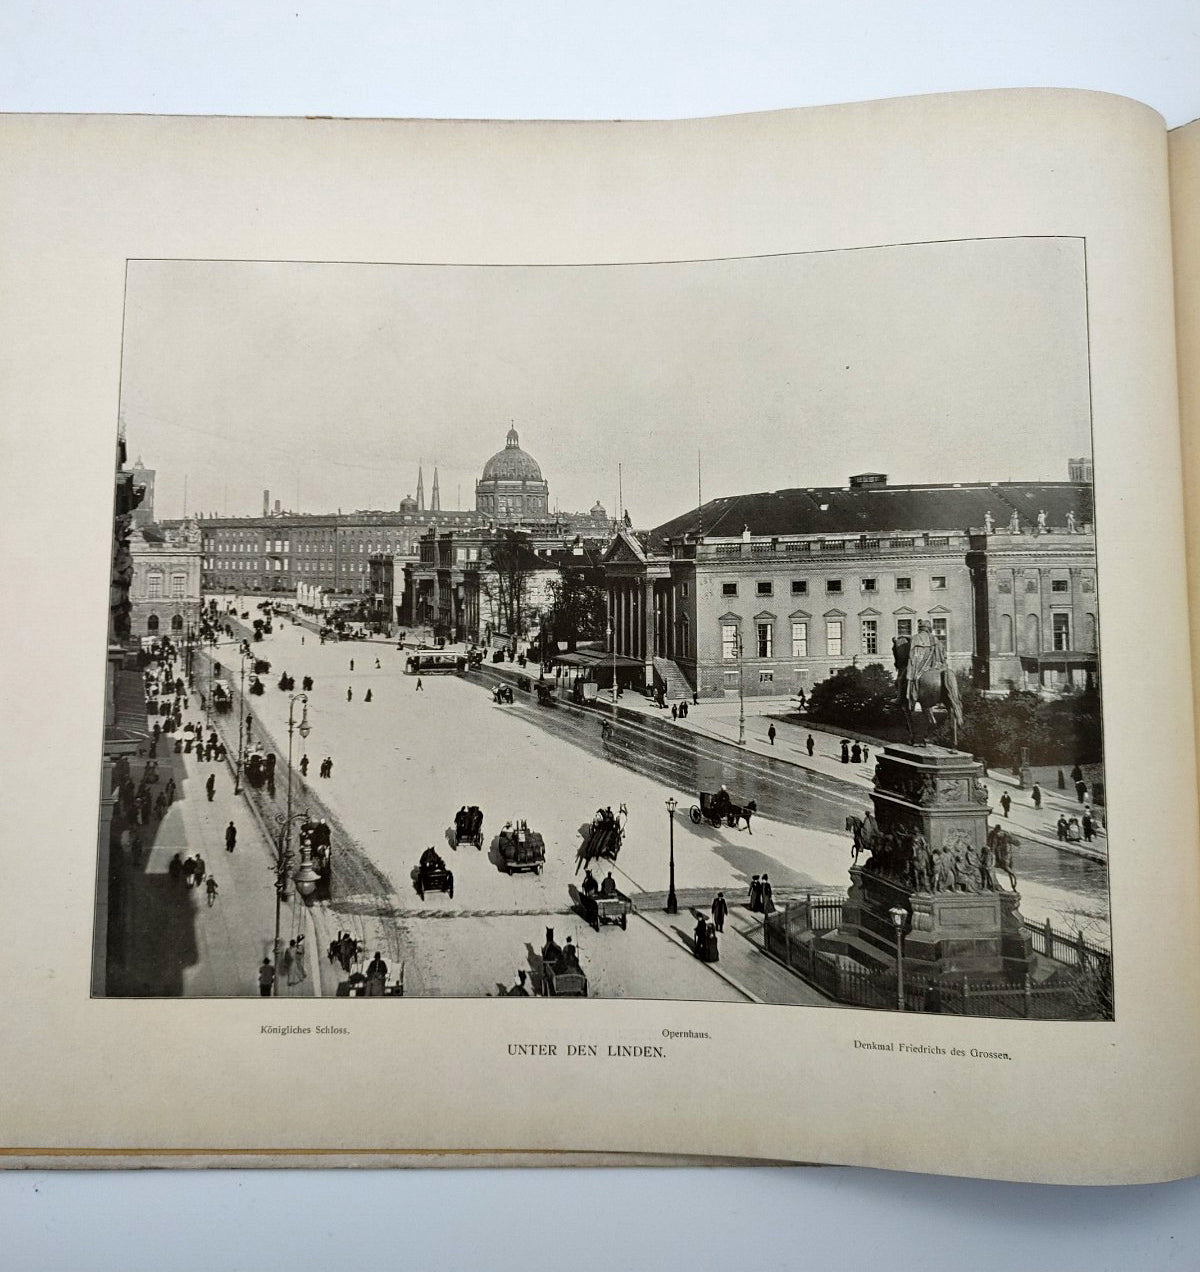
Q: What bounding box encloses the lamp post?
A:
[736,628,746,747]
[665,797,678,914]
[285,692,311,860]
[271,808,313,996]
[233,647,249,794]
[889,905,907,1011]
[608,616,618,718]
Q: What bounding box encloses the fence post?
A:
[1044,918,1054,961]
[784,903,793,970]
[1076,929,1087,968]
[962,977,970,1014]
[1023,973,1032,1018]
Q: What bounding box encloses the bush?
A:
[806,663,901,732]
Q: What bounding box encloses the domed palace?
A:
[475,426,550,522]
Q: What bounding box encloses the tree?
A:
[806,663,900,732]
[543,568,606,651]
[481,532,538,641]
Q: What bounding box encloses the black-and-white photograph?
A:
[95,238,1110,1017]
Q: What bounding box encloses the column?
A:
[642,577,655,670]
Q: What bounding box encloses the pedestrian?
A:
[748,875,762,912]
[768,724,776,747]
[840,739,850,764]
[862,745,870,764]
[806,734,815,757]
[205,877,219,907]
[258,958,275,997]
[225,821,237,853]
[338,932,355,973]
[1057,815,1069,841]
[692,691,698,706]
[850,741,861,764]
[300,755,309,777]
[328,932,343,964]
[347,686,353,702]
[205,772,215,802]
[760,873,775,915]
[280,941,294,985]
[1075,779,1088,804]
[416,678,423,692]
[365,688,373,703]
[1031,783,1042,811]
[326,757,334,779]
[366,950,388,987]
[671,704,678,721]
[183,856,196,886]
[1000,792,1012,818]
[168,852,182,884]
[350,659,355,671]
[193,854,206,887]
[375,658,381,669]
[711,890,728,933]
[1082,811,1095,842]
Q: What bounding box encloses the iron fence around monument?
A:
[762,896,1111,1019]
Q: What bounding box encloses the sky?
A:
[118,237,1092,526]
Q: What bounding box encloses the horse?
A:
[729,799,757,834]
[845,813,878,863]
[893,634,964,747]
[988,825,1019,890]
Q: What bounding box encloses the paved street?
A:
[196,608,1109,999]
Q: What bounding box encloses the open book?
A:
[2,88,1199,1184]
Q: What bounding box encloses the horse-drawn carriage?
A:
[211,679,232,713]
[535,682,556,706]
[492,684,514,705]
[579,885,630,931]
[581,804,627,861]
[415,848,454,899]
[689,789,756,832]
[453,805,484,849]
[539,931,587,996]
[498,820,545,874]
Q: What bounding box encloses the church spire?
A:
[417,461,425,511]
[431,466,441,512]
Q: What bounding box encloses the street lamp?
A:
[233,647,250,794]
[271,809,311,996]
[285,691,311,881]
[608,617,618,718]
[736,628,746,747]
[665,797,678,915]
[889,905,907,1011]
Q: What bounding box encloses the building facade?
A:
[475,426,550,521]
[603,473,1097,700]
[129,518,203,638]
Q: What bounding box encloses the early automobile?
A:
[497,820,545,874]
[453,805,484,850]
[415,847,454,899]
[689,789,757,833]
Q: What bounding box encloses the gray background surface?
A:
[3,3,1198,1267]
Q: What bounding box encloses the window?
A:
[861,578,877,592]
[723,670,739,686]
[826,579,842,594]
[170,574,186,598]
[932,617,948,646]
[756,581,773,597]
[1052,613,1071,650]
[757,622,773,658]
[791,621,808,658]
[896,577,911,591]
[896,618,913,639]
[862,618,878,655]
[147,573,162,598]
[722,582,738,597]
[931,576,947,590]
[791,580,807,596]
[826,620,843,657]
[1051,579,1069,593]
[681,582,689,598]
[722,624,739,660]
[759,671,774,684]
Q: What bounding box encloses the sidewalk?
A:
[118,702,318,998]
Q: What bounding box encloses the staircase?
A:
[653,657,693,701]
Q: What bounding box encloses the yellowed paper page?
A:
[1,90,1198,1183]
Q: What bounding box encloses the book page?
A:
[1,90,1198,1184]
[1171,119,1200,779]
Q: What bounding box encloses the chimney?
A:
[263,489,270,517]
[274,499,281,515]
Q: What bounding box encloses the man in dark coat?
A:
[840,739,850,764]
[225,821,237,853]
[205,773,216,802]
[806,734,815,757]
[711,891,728,933]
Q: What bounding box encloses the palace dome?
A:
[481,426,543,483]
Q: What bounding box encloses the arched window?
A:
[146,613,160,632]
[171,614,184,631]
[1024,613,1040,654]
[998,613,1013,653]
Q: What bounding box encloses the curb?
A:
[632,906,763,1005]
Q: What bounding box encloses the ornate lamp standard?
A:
[233,647,250,794]
[665,797,679,915]
[284,692,311,852]
[889,905,907,1011]
[736,628,746,746]
[608,616,618,718]
[271,808,314,996]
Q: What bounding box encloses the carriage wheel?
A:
[620,914,627,930]
[417,883,424,900]
[448,880,454,899]
[689,806,701,824]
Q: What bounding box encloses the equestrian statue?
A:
[893,619,963,747]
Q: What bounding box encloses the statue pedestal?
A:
[823,744,1035,985]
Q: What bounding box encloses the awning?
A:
[551,649,643,669]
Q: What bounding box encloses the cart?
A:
[498,821,545,874]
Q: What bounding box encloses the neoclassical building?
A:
[130,519,203,638]
[475,426,550,521]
